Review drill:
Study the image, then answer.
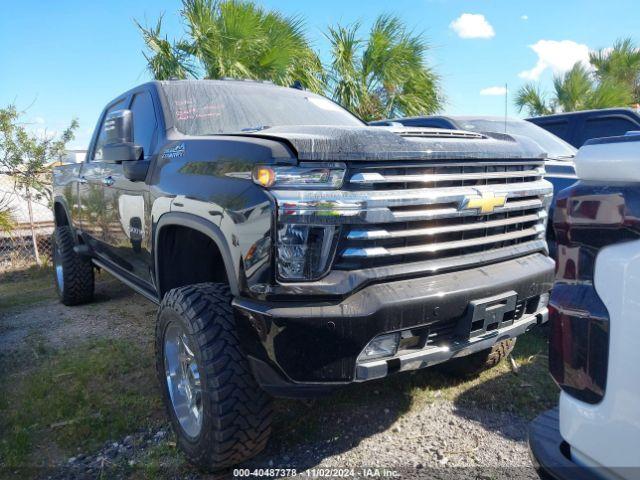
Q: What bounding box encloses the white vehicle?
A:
[529,134,640,479]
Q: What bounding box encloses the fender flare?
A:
[154,212,239,297]
[53,196,74,229]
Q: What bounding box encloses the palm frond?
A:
[326,14,441,120]
[135,15,195,79]
[515,83,552,116]
[174,0,320,86]
[553,63,593,111]
[586,78,634,109]
[590,37,640,101]
[325,23,364,113]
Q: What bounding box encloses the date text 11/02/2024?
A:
[232,468,401,477]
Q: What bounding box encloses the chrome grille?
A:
[273,159,552,275]
[348,161,545,190]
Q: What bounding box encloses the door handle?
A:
[77,176,87,184]
[102,176,115,187]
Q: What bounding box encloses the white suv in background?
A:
[529,134,640,479]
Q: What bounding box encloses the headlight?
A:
[276,224,338,281]
[252,163,346,189]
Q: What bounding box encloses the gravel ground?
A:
[0,270,545,479]
[0,274,154,353]
[249,401,537,476]
[47,399,538,479]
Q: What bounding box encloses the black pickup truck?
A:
[52,79,554,470]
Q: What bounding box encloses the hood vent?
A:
[390,128,486,140]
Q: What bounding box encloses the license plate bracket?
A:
[456,291,518,339]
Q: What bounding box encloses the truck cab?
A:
[527,108,640,148]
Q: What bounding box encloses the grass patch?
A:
[0,265,56,312]
[130,440,192,479]
[377,329,557,418]
[405,330,557,418]
[0,339,162,469]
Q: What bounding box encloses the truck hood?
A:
[233,125,546,161]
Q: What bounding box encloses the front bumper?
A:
[234,253,554,397]
[529,408,599,480]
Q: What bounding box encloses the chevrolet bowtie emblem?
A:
[462,192,507,214]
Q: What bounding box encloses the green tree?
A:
[0,195,14,234]
[515,63,634,116]
[137,0,324,92]
[326,15,442,121]
[590,37,640,103]
[0,105,78,263]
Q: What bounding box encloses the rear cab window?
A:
[580,116,640,145]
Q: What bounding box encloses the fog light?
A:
[358,333,400,362]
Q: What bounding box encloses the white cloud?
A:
[34,116,45,124]
[480,86,507,96]
[449,14,495,39]
[521,15,528,20]
[519,40,590,80]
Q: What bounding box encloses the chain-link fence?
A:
[0,222,54,272]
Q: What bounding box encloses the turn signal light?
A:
[253,166,276,187]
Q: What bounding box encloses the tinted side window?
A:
[130,91,157,158]
[540,120,570,141]
[92,100,126,161]
[580,116,640,145]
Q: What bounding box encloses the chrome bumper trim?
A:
[355,307,548,381]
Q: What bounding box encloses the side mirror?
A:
[101,109,142,162]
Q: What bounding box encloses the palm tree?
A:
[326,15,442,121]
[515,63,634,116]
[137,0,324,92]
[590,37,640,102]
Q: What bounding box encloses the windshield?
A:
[456,118,577,159]
[160,80,364,136]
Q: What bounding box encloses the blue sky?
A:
[1,0,639,149]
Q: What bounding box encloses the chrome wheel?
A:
[164,323,203,438]
[53,244,64,293]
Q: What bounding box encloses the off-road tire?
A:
[439,338,517,378]
[156,283,272,471]
[52,225,94,306]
